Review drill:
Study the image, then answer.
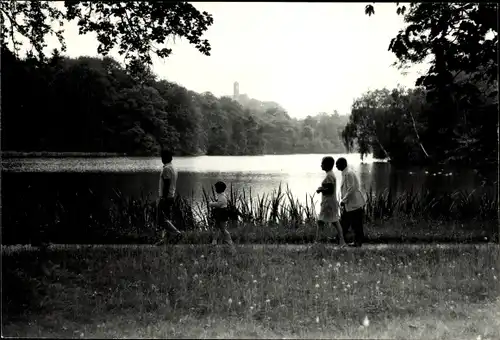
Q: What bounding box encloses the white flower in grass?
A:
[238,301,242,306]
[376,263,380,267]
[180,263,184,267]
[265,299,271,304]
[253,280,257,284]
[315,275,319,278]
[362,315,370,327]
[250,306,254,310]
[336,262,341,267]
[275,277,279,281]
[315,283,320,288]
[354,281,358,284]
[333,285,337,289]
[194,260,199,265]
[328,263,333,268]
[476,336,481,340]
[200,254,204,259]
[316,316,320,323]
[324,281,327,285]
[193,274,199,279]
[407,275,412,280]
[494,275,497,280]
[228,298,233,305]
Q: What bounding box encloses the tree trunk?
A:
[407,110,430,158]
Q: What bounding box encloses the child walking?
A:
[209,181,236,253]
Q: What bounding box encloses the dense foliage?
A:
[1,51,348,155]
[0,1,213,75]
[346,3,498,166]
[342,81,497,166]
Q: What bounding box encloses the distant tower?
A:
[233,81,239,99]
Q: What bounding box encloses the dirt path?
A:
[2,242,498,254]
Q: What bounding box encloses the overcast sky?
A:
[38,2,429,118]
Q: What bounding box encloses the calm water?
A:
[2,154,495,215]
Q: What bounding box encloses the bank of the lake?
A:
[2,154,497,246]
[3,184,498,246]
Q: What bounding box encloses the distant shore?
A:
[1,151,128,158]
[1,151,357,159]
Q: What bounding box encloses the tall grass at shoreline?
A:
[2,184,498,245]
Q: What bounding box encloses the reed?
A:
[2,184,497,245]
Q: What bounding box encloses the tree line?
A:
[342,79,497,166]
[1,2,497,166]
[343,3,498,167]
[1,49,348,156]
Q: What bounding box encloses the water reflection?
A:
[1,154,495,215]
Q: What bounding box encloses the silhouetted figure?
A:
[316,156,346,246]
[156,150,182,245]
[209,181,236,253]
[336,157,367,247]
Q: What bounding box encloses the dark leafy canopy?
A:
[342,81,497,166]
[1,51,348,156]
[365,3,497,87]
[346,3,498,166]
[0,1,213,74]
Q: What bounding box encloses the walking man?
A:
[156,149,182,245]
[336,157,366,247]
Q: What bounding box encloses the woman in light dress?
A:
[316,156,346,247]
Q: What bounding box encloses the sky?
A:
[36,2,429,118]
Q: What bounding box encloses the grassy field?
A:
[3,244,499,339]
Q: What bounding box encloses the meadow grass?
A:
[2,184,498,245]
[2,244,499,339]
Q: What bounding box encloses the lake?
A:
[2,154,495,217]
